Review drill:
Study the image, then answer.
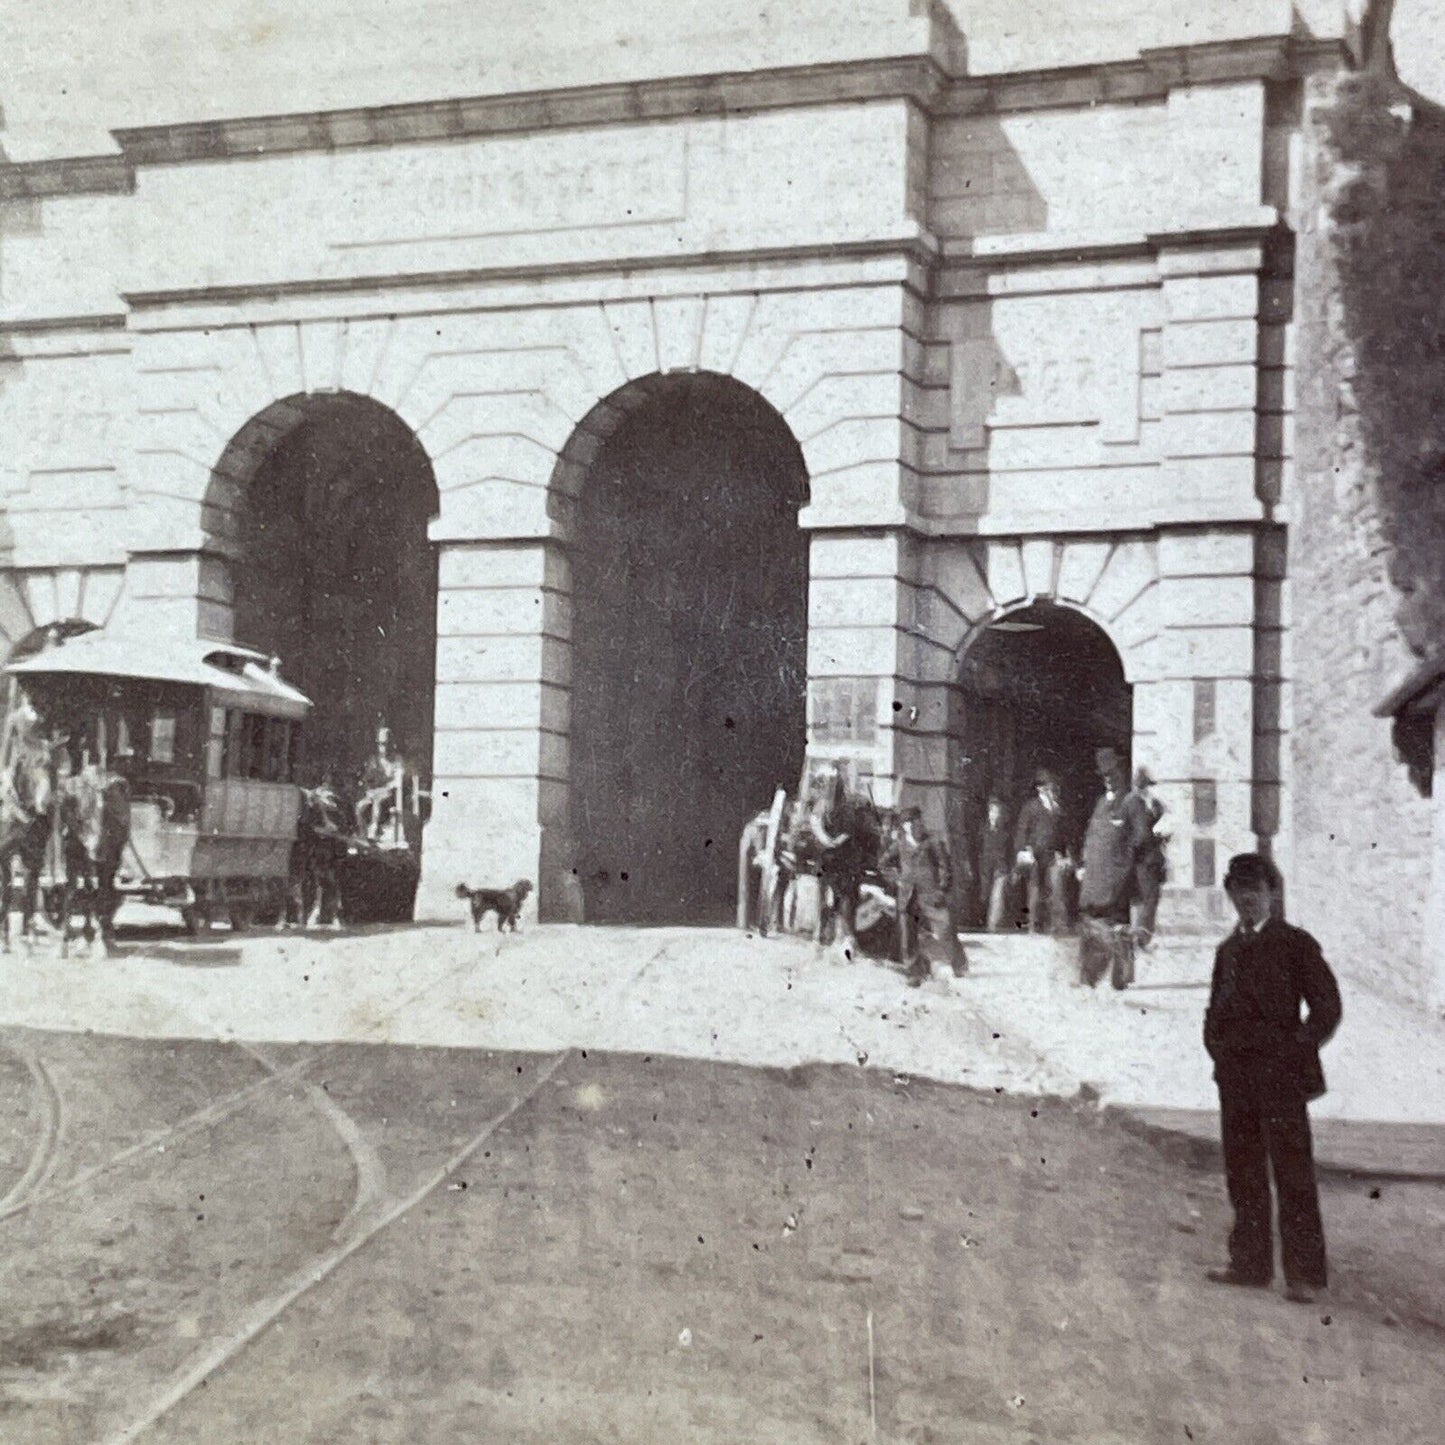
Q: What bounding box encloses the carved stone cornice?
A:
[119,233,939,319]
[0,35,1353,202]
[110,55,946,166]
[0,154,133,201]
[0,312,127,334]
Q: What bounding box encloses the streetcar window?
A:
[264,718,288,782]
[215,709,298,781]
[245,714,268,779]
[223,710,246,779]
[206,707,225,780]
[283,722,299,782]
[150,711,177,765]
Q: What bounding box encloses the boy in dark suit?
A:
[1203,852,1342,1304]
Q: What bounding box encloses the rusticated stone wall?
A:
[1291,65,1445,1006]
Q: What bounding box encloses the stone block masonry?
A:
[1290,64,1445,1010]
[4,5,1439,993]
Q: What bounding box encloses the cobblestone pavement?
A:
[0,1028,1442,1445]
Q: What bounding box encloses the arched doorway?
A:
[216,392,439,833]
[952,600,1132,914]
[568,373,809,923]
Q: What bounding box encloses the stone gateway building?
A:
[2,3,1442,1010]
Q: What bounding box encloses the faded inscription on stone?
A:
[948,296,1148,450]
[332,129,688,248]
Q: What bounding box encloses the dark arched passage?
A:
[567,373,809,923]
[951,601,1132,918]
[216,392,439,807]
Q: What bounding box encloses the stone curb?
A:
[1108,1105,1445,1185]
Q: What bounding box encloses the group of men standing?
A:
[793,755,1344,1309]
[977,746,1169,979]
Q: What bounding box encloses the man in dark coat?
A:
[1012,770,1070,933]
[1076,746,1151,986]
[882,806,967,986]
[978,795,1013,930]
[1203,852,1342,1305]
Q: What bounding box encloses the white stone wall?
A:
[4,2,1333,163]
[928,84,1271,248]
[0,324,131,649]
[113,259,920,917]
[4,103,920,319]
[0,20,1325,928]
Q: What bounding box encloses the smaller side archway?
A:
[949,599,1133,918]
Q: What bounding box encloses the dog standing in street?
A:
[456,879,533,933]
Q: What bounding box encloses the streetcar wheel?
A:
[181,905,208,938]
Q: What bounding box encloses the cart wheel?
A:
[753,867,773,937]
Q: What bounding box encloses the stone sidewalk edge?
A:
[1109,1106,1445,1184]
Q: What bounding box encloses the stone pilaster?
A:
[415,538,571,923]
[805,530,914,809]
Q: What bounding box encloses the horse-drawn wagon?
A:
[738,760,897,955]
[3,630,311,937]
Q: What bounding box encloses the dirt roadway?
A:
[0,1030,1440,1445]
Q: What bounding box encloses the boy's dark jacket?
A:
[1204,918,1342,1101]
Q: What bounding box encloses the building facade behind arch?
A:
[3,2,1442,1011]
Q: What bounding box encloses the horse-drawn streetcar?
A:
[4,631,311,937]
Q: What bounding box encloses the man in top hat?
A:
[1012,769,1070,934]
[1203,852,1341,1305]
[1077,745,1152,986]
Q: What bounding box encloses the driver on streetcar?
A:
[356,724,409,840]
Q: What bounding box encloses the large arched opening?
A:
[951,600,1132,920]
[212,392,439,847]
[566,372,809,924]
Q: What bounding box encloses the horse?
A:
[0,736,53,950]
[790,772,886,956]
[287,785,349,928]
[54,763,131,956]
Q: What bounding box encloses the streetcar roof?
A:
[4,632,312,711]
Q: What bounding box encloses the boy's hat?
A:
[899,804,923,823]
[1223,852,1281,891]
